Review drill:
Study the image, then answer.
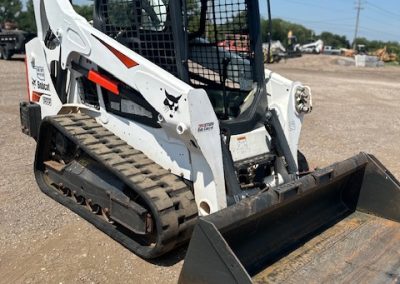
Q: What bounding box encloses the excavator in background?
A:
[19,0,400,283]
[341,44,367,58]
[374,46,398,62]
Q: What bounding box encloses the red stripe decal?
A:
[88,70,120,95]
[25,56,31,101]
[93,34,139,69]
[32,92,42,103]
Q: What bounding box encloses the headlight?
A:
[295,86,312,114]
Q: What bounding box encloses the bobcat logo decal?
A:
[163,90,182,118]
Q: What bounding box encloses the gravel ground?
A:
[269,55,400,175]
[0,54,399,283]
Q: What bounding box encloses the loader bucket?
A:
[179,153,400,284]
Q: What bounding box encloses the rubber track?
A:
[43,113,198,258]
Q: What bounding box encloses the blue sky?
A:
[260,0,399,42]
[23,0,399,42]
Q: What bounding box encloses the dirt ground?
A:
[0,55,399,284]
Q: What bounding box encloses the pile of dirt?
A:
[335,57,355,67]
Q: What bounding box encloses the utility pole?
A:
[352,0,363,49]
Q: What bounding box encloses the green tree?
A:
[187,0,201,32]
[74,4,93,22]
[15,1,93,33]
[17,0,36,33]
[260,17,399,62]
[319,32,349,48]
[214,11,248,41]
[0,0,22,24]
[261,18,313,45]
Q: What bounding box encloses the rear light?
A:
[31,91,42,103]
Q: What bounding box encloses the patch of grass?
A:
[385,61,400,67]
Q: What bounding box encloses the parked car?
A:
[323,46,341,55]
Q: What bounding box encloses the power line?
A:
[359,26,399,39]
[273,1,399,42]
[363,15,398,26]
[273,16,354,25]
[273,16,357,36]
[296,18,354,24]
[367,2,400,18]
[282,0,348,13]
[352,0,363,48]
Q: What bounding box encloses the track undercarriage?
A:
[34,113,198,258]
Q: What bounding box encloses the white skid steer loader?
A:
[20,0,400,283]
